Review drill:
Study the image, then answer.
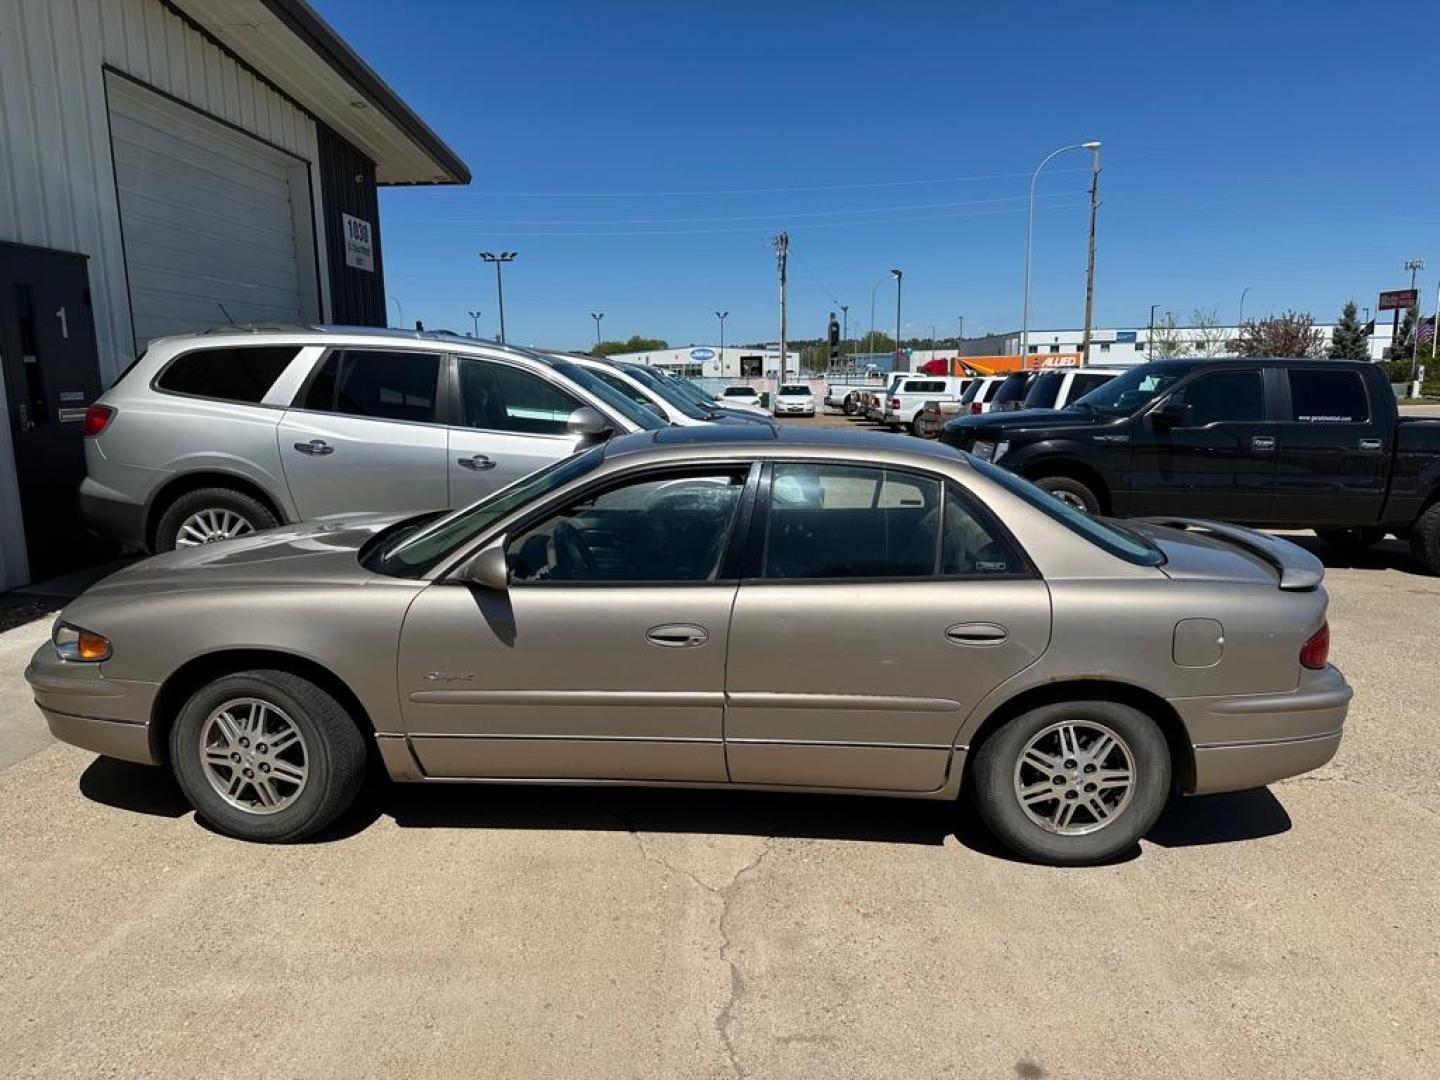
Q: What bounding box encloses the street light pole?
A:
[590,312,604,350]
[892,269,903,370]
[1021,141,1101,365]
[467,309,482,339]
[1238,285,1253,329]
[869,273,889,357]
[1078,143,1102,366]
[479,251,517,343]
[715,311,728,374]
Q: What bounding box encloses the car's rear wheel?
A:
[1033,475,1101,515]
[970,700,1171,866]
[169,670,368,842]
[154,487,278,552]
[1410,502,1440,575]
[1315,526,1385,553]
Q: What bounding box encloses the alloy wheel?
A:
[199,698,309,815]
[1012,719,1135,835]
[176,509,254,547]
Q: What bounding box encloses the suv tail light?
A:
[970,402,982,415]
[889,397,900,411]
[83,405,115,437]
[1300,623,1329,670]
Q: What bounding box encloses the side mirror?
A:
[1151,400,1192,429]
[459,538,509,591]
[567,406,614,444]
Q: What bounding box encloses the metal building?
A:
[0,0,469,588]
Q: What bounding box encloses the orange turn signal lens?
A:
[77,631,112,661]
[52,623,112,662]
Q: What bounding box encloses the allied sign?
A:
[342,213,374,272]
[1379,289,1417,311]
[689,348,715,362]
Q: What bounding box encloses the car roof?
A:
[601,422,973,468]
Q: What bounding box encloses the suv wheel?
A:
[154,487,279,552]
[169,670,368,842]
[970,700,1171,866]
[1034,476,1101,515]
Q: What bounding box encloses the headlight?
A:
[993,440,1011,462]
[971,440,995,461]
[53,621,112,662]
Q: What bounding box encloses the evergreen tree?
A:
[1388,305,1417,361]
[1328,300,1369,359]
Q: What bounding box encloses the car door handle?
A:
[457,453,497,471]
[293,439,334,456]
[646,624,709,648]
[1251,436,1276,451]
[1358,438,1382,452]
[945,622,1009,646]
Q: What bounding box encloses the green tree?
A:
[1386,305,1417,362]
[1235,310,1326,358]
[591,335,669,357]
[1328,300,1369,360]
[853,330,896,354]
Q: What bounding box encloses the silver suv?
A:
[80,326,664,552]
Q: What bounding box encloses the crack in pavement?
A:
[621,825,775,1079]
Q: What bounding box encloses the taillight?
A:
[970,402,982,415]
[1300,623,1329,670]
[83,405,115,437]
[889,397,900,410]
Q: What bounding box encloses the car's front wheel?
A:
[1033,475,1101,515]
[970,700,1171,866]
[169,670,368,842]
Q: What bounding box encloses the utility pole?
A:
[892,268,903,369]
[715,311,728,375]
[1079,145,1101,366]
[957,315,965,341]
[1148,303,1160,361]
[479,251,517,343]
[774,232,789,385]
[467,309,482,339]
[1406,258,1426,382]
[590,311,604,350]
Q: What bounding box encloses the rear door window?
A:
[1288,369,1369,423]
[155,346,298,404]
[300,349,440,423]
[763,464,941,579]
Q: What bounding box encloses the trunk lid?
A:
[1130,518,1324,590]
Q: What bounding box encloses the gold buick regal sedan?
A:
[27,427,1350,865]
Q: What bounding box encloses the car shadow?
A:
[76,756,1294,862]
[1282,534,1422,574]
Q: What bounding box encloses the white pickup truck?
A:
[877,375,970,434]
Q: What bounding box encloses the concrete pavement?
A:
[0,545,1437,1078]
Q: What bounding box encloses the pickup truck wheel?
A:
[1409,503,1440,575]
[154,487,279,552]
[970,700,1171,866]
[1034,476,1100,515]
[842,393,859,416]
[1315,527,1385,552]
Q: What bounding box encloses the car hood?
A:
[944,408,1107,438]
[76,512,415,600]
[707,407,775,424]
[1127,519,1323,588]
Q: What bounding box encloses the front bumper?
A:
[1176,665,1351,795]
[25,644,160,765]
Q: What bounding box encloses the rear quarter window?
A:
[1288,369,1369,423]
[153,346,299,404]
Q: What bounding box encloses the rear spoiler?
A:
[1139,518,1325,591]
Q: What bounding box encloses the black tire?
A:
[153,486,279,553]
[1315,526,1386,553]
[1034,475,1101,515]
[842,393,859,416]
[169,669,368,842]
[969,700,1171,866]
[1409,502,1440,575]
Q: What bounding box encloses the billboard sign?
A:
[689,348,716,362]
[1379,289,1417,311]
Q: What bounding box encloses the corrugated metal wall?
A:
[0,0,333,588]
[317,121,385,327]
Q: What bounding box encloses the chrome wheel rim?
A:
[1049,489,1089,512]
[200,698,308,815]
[176,509,253,547]
[1013,719,1135,835]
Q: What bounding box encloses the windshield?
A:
[1024,372,1064,409]
[1070,363,1189,416]
[549,361,668,430]
[779,384,810,395]
[371,446,606,577]
[969,457,1164,566]
[617,364,712,420]
[662,376,721,410]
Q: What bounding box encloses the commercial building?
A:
[952,322,1396,365]
[0,0,468,588]
[607,344,800,379]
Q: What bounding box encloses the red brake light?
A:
[890,397,901,410]
[1300,623,1329,670]
[970,402,982,414]
[83,405,115,437]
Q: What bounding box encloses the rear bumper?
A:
[78,477,148,549]
[25,644,160,765]
[1177,665,1351,795]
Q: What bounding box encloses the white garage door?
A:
[106,74,320,350]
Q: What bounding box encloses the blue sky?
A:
[315,0,1438,350]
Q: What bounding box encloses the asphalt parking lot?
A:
[2,425,1438,1078]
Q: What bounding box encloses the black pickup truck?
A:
[940,357,1440,573]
